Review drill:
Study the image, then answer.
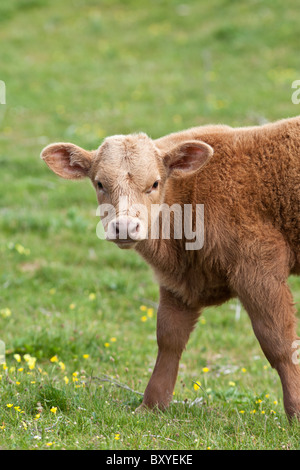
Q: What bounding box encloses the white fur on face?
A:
[93,133,164,241]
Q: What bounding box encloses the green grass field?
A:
[0,0,300,450]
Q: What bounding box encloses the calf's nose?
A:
[108,217,140,241]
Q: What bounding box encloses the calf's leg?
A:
[235,274,300,420]
[139,286,200,410]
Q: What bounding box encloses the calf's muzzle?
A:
[106,216,142,245]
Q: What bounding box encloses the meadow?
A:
[0,0,299,450]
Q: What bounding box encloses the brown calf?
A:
[41,116,300,419]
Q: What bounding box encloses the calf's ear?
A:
[40,142,93,179]
[163,140,213,176]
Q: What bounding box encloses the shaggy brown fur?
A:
[41,116,300,419]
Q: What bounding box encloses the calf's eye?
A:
[97,181,103,190]
[152,181,159,189]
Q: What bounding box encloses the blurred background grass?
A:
[0,0,299,450]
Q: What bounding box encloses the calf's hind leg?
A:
[236,275,300,420]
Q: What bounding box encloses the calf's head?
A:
[41,133,213,248]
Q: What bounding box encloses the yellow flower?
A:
[64,376,69,385]
[50,355,59,363]
[141,316,147,322]
[110,337,117,342]
[24,354,36,369]
[13,354,21,363]
[147,308,154,318]
[114,434,120,440]
[18,368,24,372]
[228,381,236,387]
[72,371,78,382]
[241,368,247,373]
[35,414,40,420]
[28,358,36,370]
[200,318,206,324]
[59,361,65,370]
[273,400,278,405]
[202,367,209,373]
[104,342,110,348]
[15,243,30,255]
[69,303,76,310]
[139,305,147,311]
[265,394,270,398]
[6,404,13,408]
[256,399,262,404]
[239,410,245,414]
[89,293,96,300]
[46,442,54,447]
[250,409,256,414]
[261,410,266,414]
[193,381,201,391]
[0,308,11,318]
[16,381,20,385]
[49,288,56,295]
[50,407,57,414]
[82,354,89,359]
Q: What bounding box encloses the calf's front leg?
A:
[140,286,200,410]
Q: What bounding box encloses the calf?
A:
[41,116,300,419]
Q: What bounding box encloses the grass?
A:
[0,0,300,450]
